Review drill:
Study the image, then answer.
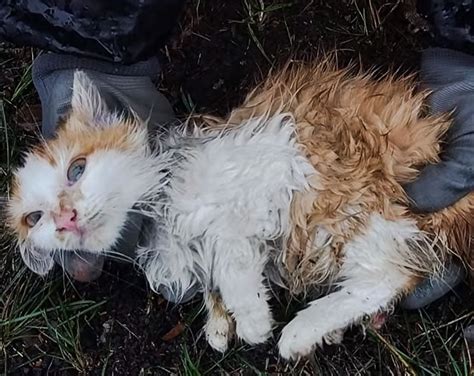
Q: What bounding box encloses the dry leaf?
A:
[161,322,185,341]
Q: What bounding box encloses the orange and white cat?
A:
[8,62,473,360]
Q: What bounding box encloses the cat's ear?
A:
[71,70,110,123]
[20,246,54,276]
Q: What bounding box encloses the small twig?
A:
[116,320,140,340]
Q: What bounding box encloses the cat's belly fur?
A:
[140,114,315,295]
[167,115,314,240]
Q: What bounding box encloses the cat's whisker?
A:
[80,195,105,219]
[97,206,160,221]
[105,250,137,264]
[134,200,170,208]
[72,249,100,265]
[134,199,163,205]
[135,247,160,258]
[130,204,156,211]
[87,211,101,223]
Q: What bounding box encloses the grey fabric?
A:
[31,53,195,303]
[401,262,465,310]
[402,47,472,309]
[404,48,474,212]
[32,53,163,77]
[32,53,176,138]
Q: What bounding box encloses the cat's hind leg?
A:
[279,215,430,360]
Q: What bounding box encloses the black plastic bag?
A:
[0,0,185,64]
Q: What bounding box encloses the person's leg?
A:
[402,0,474,308]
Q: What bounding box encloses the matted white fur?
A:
[72,71,132,128]
[137,114,315,349]
[278,214,426,359]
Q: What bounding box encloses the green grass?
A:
[365,309,473,375]
[9,62,33,104]
[180,344,202,376]
[0,269,105,373]
[234,0,295,65]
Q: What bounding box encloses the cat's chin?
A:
[54,239,112,258]
[57,231,105,253]
[63,221,116,252]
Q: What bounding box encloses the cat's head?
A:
[7,71,162,279]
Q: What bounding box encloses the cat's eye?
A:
[67,157,86,183]
[25,211,43,228]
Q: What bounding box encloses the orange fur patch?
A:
[196,59,473,293]
[37,114,144,165]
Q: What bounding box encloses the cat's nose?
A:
[53,208,78,232]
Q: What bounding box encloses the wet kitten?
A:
[8,65,474,360]
[7,72,167,277]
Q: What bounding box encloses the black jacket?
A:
[0,0,184,64]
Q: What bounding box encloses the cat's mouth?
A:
[54,214,126,282]
[58,218,104,245]
[56,228,107,282]
[57,229,89,253]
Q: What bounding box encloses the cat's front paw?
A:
[235,309,272,345]
[278,318,322,360]
[205,313,234,352]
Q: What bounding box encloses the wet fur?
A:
[213,61,474,290]
[187,60,474,357]
[7,61,474,360]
